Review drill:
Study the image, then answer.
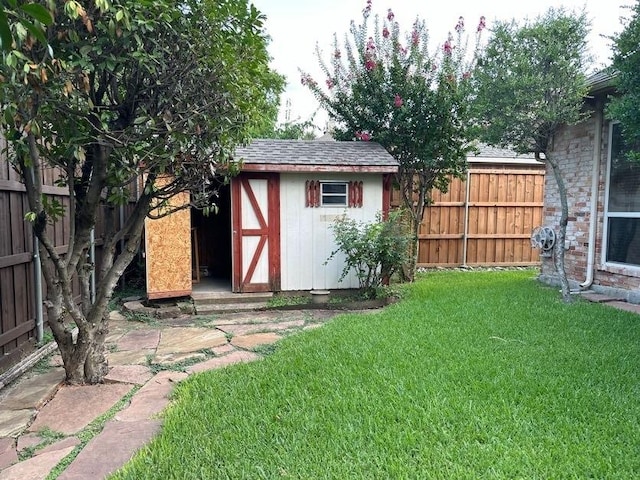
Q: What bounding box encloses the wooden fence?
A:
[0,136,134,373]
[392,162,545,267]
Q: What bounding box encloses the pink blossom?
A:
[365,59,376,71]
[443,39,452,55]
[363,0,372,17]
[462,71,471,80]
[366,37,376,52]
[387,8,394,21]
[334,49,342,59]
[394,94,403,108]
[455,16,464,33]
[355,131,371,141]
[382,26,390,38]
[477,16,486,32]
[326,78,334,89]
[411,29,419,46]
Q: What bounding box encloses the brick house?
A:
[539,72,640,302]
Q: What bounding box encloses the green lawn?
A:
[112,270,640,479]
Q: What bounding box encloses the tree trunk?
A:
[546,154,572,302]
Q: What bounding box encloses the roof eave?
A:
[240,163,398,174]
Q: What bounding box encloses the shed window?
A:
[604,122,640,267]
[321,182,348,206]
[305,180,363,208]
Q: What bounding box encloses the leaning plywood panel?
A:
[145,187,191,300]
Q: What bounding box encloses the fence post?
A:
[462,170,471,267]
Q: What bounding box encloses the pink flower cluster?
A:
[326,78,334,89]
[455,16,465,33]
[383,26,390,38]
[363,0,372,17]
[355,131,371,141]
[394,94,403,108]
[387,8,394,21]
[300,74,316,87]
[365,36,377,71]
[477,16,486,32]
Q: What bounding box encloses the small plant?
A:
[328,210,410,298]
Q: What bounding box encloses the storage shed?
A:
[144,139,398,298]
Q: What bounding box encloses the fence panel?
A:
[392,163,545,268]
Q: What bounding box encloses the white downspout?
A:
[580,105,603,289]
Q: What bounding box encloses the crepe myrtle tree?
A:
[0,0,283,384]
[471,8,590,301]
[301,1,485,280]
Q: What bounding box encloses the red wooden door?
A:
[232,173,280,292]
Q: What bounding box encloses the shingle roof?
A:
[234,139,398,173]
[587,70,617,94]
[472,143,537,161]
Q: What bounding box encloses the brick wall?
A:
[541,105,640,300]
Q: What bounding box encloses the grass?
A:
[111,270,640,479]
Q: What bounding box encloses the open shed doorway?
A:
[191,182,232,291]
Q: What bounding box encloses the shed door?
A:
[232,174,280,292]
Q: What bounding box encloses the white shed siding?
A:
[280,172,383,290]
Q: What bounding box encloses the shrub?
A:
[328,211,409,298]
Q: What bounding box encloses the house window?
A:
[604,123,640,267]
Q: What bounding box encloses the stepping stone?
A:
[0,444,75,480]
[608,301,640,314]
[186,351,260,374]
[57,419,161,480]
[155,327,227,356]
[116,330,160,351]
[0,437,17,470]
[28,383,133,436]
[231,333,281,349]
[38,436,80,455]
[16,433,41,453]
[107,349,155,366]
[219,320,304,336]
[105,365,153,385]
[212,344,236,356]
[153,352,207,366]
[0,370,65,410]
[0,410,34,438]
[116,371,187,422]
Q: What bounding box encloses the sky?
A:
[252,0,635,129]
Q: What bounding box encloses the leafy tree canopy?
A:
[0,0,283,383]
[471,8,590,301]
[608,1,640,161]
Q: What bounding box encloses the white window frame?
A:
[602,121,640,271]
[320,181,348,207]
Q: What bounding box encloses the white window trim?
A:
[601,120,640,273]
[320,181,348,207]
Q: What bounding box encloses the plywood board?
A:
[145,184,191,300]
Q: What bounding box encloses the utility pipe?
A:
[580,105,603,289]
[28,165,44,343]
[33,236,44,343]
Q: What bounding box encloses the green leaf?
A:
[0,8,13,51]
[20,4,53,26]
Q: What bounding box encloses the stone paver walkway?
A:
[0,308,342,479]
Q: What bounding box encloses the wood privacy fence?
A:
[392,161,545,267]
[0,136,134,373]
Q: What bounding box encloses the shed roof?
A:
[235,139,398,173]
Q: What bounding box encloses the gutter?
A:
[580,104,603,289]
